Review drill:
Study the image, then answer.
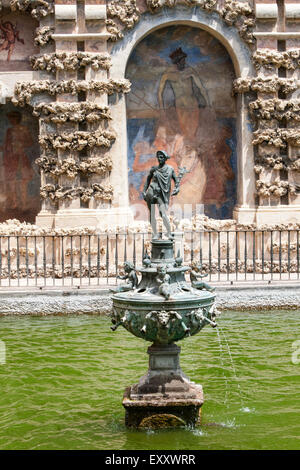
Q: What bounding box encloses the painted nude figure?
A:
[0,110,34,210]
[0,21,24,61]
[142,150,179,239]
[158,47,210,140]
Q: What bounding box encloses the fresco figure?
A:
[158,47,210,140]
[126,26,237,218]
[0,20,24,61]
[0,111,34,210]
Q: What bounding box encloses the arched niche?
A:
[109,8,255,221]
[126,24,238,219]
[0,102,41,223]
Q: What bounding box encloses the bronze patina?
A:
[142,150,179,239]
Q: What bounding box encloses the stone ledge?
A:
[0,285,299,315]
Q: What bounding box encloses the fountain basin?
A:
[112,290,216,344]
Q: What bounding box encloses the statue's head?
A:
[169,48,187,71]
[156,150,170,165]
[7,110,22,125]
[124,261,134,272]
[191,261,202,270]
[2,21,14,31]
[157,264,167,275]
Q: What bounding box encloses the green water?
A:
[0,311,299,450]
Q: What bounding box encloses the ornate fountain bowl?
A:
[111,239,216,344]
[112,289,215,344]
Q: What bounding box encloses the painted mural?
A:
[0,9,38,70]
[0,103,41,223]
[126,26,237,220]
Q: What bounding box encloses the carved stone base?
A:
[122,344,204,428]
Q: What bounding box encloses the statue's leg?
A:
[192,282,204,290]
[147,199,157,238]
[203,282,215,292]
[158,202,172,238]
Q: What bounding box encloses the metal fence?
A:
[0,229,299,288]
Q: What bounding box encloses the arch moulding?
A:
[109,7,256,223]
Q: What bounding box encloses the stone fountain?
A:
[110,150,217,428]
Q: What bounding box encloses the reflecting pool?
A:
[0,311,299,450]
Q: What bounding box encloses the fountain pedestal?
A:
[111,238,216,428]
[123,344,204,428]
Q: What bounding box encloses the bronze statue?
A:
[110,261,138,293]
[156,264,171,300]
[142,150,180,239]
[189,262,215,292]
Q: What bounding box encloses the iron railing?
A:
[0,229,299,288]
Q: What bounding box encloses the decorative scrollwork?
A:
[111,304,217,344]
